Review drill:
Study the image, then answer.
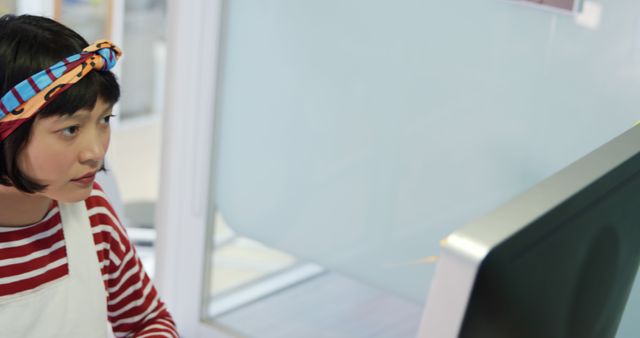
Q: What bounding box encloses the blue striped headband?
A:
[0,40,121,140]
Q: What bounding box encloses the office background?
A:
[2,1,640,337]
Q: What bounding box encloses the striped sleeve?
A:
[86,183,179,338]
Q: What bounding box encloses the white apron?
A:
[0,201,114,338]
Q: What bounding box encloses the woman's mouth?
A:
[71,171,97,186]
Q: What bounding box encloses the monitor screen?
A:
[419,125,640,338]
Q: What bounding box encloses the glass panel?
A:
[204,1,640,337]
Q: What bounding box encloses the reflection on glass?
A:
[209,212,297,298]
[205,212,423,337]
[511,0,576,11]
[205,212,317,317]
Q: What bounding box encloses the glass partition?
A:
[199,1,640,337]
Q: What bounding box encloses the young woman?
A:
[0,14,178,337]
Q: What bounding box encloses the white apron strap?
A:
[59,201,112,337]
[0,201,111,338]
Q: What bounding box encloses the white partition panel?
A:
[213,0,639,302]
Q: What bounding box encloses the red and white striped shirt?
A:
[0,183,178,338]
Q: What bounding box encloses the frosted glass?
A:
[212,0,640,326]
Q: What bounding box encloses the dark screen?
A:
[458,154,640,338]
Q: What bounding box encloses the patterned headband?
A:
[0,40,122,141]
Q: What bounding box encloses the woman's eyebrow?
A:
[54,110,91,123]
[52,103,114,123]
[99,105,114,116]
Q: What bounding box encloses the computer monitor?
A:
[418,125,640,338]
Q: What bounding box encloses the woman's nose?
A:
[78,131,108,166]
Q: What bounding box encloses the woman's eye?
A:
[60,125,79,137]
[101,114,116,124]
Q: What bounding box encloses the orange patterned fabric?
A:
[0,40,121,140]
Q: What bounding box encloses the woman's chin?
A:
[44,184,93,203]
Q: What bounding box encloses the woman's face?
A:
[18,98,114,203]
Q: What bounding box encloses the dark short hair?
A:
[0,14,120,193]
